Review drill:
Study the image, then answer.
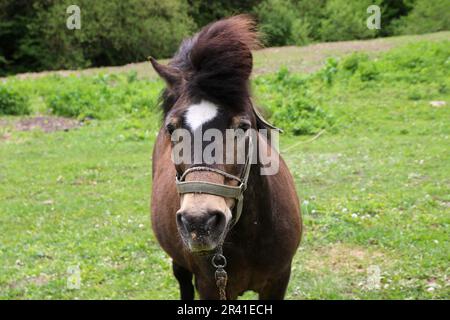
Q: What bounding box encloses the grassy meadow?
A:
[0,33,449,299]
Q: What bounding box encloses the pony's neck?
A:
[228,162,272,243]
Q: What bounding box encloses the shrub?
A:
[317,41,450,94]
[356,61,380,82]
[254,0,314,46]
[377,41,450,84]
[271,94,333,135]
[0,85,30,115]
[44,73,163,119]
[188,0,260,28]
[336,53,379,82]
[254,67,334,135]
[341,53,370,75]
[290,18,313,46]
[393,0,450,35]
[254,0,297,46]
[1,0,196,74]
[320,58,339,85]
[319,0,382,41]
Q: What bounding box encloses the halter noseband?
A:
[175,133,254,227]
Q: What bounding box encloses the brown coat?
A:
[150,15,302,300]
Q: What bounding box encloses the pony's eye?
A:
[238,120,251,131]
[166,123,176,135]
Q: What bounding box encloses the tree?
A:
[393,0,450,35]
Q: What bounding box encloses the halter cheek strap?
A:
[175,134,254,227]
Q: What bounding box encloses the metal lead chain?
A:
[212,247,228,300]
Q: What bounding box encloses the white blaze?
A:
[185,100,218,131]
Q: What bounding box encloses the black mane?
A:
[164,15,261,113]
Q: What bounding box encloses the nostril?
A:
[177,210,226,236]
[206,211,224,231]
[176,212,182,225]
[176,212,189,232]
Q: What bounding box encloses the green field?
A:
[0,33,449,299]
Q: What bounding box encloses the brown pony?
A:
[150,15,302,300]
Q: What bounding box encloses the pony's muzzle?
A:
[176,209,227,253]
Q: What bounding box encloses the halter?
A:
[175,132,254,227]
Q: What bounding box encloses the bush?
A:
[254,0,296,46]
[318,41,450,91]
[356,61,380,82]
[338,53,379,82]
[1,0,196,74]
[319,0,382,41]
[271,94,332,135]
[290,18,313,46]
[393,0,450,35]
[255,0,397,45]
[44,73,163,119]
[254,67,334,135]
[1,0,448,75]
[341,53,370,74]
[378,0,412,36]
[188,0,260,28]
[0,85,30,115]
[254,0,314,46]
[320,58,339,85]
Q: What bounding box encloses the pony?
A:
[150,15,302,300]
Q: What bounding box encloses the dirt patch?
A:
[438,201,450,208]
[252,37,399,75]
[9,273,51,290]
[304,243,387,274]
[1,132,11,141]
[0,116,80,133]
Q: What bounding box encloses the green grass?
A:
[0,37,449,299]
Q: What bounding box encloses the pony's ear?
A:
[149,57,182,88]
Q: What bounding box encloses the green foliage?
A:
[294,0,328,37]
[1,0,449,75]
[356,61,380,82]
[320,58,339,85]
[0,1,41,75]
[378,0,412,36]
[0,85,30,115]
[0,0,195,74]
[254,0,296,46]
[2,73,163,120]
[340,53,370,75]
[253,0,422,46]
[45,74,163,119]
[254,0,316,46]
[335,41,450,86]
[290,18,313,46]
[188,0,260,27]
[254,40,449,135]
[319,0,382,41]
[254,66,334,135]
[37,0,195,69]
[394,0,450,35]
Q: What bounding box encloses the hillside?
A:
[10,31,450,80]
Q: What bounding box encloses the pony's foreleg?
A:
[172,261,195,300]
[258,267,291,300]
